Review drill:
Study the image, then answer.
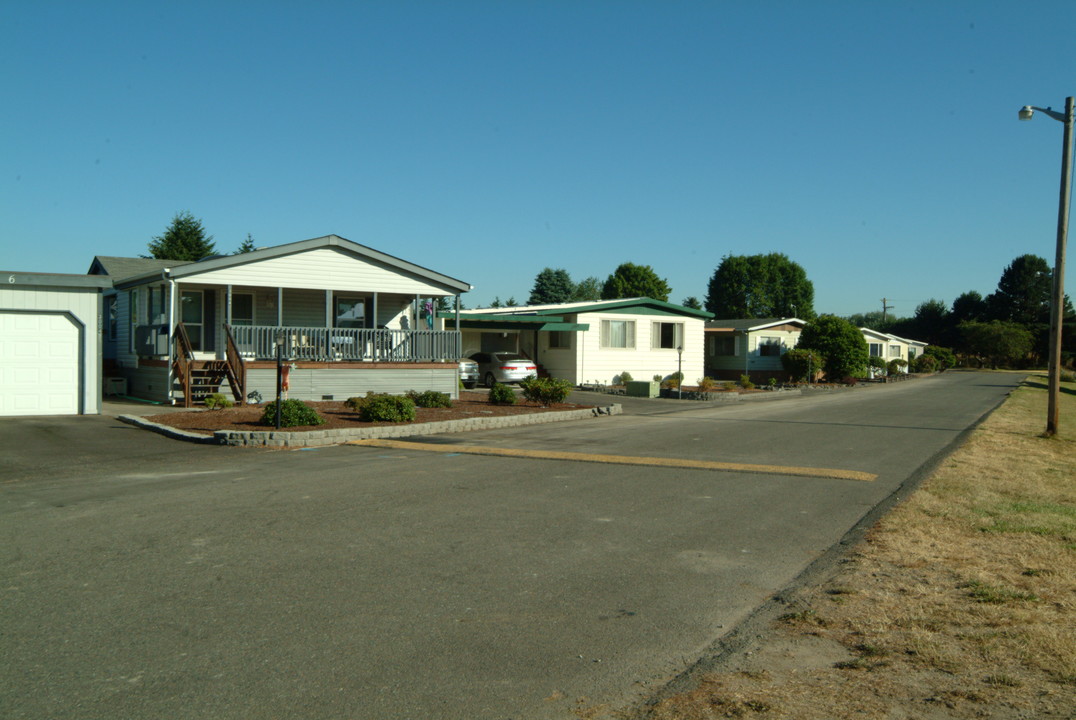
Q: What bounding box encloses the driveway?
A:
[0,371,1023,719]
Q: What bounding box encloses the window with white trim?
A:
[652,321,684,350]
[888,344,901,358]
[600,319,635,348]
[868,342,883,357]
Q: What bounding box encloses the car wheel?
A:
[484,372,497,388]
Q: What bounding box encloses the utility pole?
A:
[881,298,894,322]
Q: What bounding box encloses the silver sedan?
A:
[469,352,537,387]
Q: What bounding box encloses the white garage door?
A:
[0,312,80,416]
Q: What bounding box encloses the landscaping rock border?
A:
[120,403,622,448]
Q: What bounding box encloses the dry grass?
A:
[646,371,1076,719]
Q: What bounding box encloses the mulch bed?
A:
[142,392,593,435]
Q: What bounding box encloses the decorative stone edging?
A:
[119,404,622,448]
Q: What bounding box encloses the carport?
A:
[0,272,111,416]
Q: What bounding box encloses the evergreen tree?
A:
[681,296,702,310]
[146,211,216,261]
[234,233,257,254]
[600,262,671,301]
[705,253,814,319]
[986,254,1052,326]
[950,291,988,324]
[528,268,574,305]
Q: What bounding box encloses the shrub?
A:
[488,382,517,405]
[923,345,956,370]
[782,348,826,382]
[618,371,634,384]
[798,315,869,379]
[1061,369,1076,383]
[406,390,452,408]
[653,374,662,382]
[722,381,737,391]
[739,374,755,390]
[912,354,939,373]
[260,399,324,427]
[768,377,777,388]
[697,376,717,392]
[841,376,859,386]
[887,358,908,375]
[868,356,887,374]
[519,376,573,405]
[344,395,370,412]
[360,394,416,422]
[204,393,233,410]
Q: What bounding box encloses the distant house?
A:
[861,328,927,373]
[444,298,712,386]
[90,234,472,406]
[704,318,808,382]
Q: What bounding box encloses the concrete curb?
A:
[119,404,622,448]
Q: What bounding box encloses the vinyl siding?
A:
[576,312,705,385]
[245,366,458,402]
[179,247,458,295]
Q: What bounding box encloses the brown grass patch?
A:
[646,371,1076,719]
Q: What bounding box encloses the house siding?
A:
[178,247,458,296]
[576,312,705,386]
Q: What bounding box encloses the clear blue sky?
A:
[3,1,1074,318]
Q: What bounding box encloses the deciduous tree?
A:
[705,253,814,319]
[601,263,670,301]
[797,315,868,380]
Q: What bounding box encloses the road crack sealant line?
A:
[348,439,877,482]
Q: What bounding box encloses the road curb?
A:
[119,403,622,448]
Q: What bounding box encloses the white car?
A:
[458,358,479,389]
[469,352,537,387]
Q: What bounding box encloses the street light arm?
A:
[1022,105,1071,123]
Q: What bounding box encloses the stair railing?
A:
[223,324,247,405]
[172,323,194,408]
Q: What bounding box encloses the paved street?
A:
[0,371,1022,719]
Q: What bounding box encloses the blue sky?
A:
[3,1,1074,318]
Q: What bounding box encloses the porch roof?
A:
[441,313,589,332]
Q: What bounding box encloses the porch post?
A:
[371,293,378,329]
[226,285,233,325]
[326,289,333,360]
[166,277,177,405]
[277,287,282,327]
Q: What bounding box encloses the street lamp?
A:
[677,345,683,400]
[275,330,286,429]
[1019,97,1073,437]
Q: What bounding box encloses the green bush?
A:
[519,376,573,405]
[768,377,777,388]
[406,390,452,408]
[1060,369,1076,383]
[344,395,368,412]
[204,393,233,410]
[697,376,717,392]
[739,374,755,390]
[782,347,826,382]
[260,399,324,427]
[488,382,516,405]
[618,371,634,384]
[722,381,737,391]
[887,358,908,375]
[797,315,869,380]
[868,356,888,373]
[360,394,416,422]
[912,355,939,373]
[653,374,662,382]
[924,345,956,370]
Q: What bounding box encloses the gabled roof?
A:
[100,235,472,293]
[860,328,928,346]
[706,317,807,332]
[88,256,193,282]
[465,297,713,320]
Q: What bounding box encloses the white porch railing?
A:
[228,325,462,362]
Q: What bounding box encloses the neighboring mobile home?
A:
[862,328,927,373]
[90,235,472,406]
[445,298,712,386]
[704,318,808,382]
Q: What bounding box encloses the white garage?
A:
[0,273,111,416]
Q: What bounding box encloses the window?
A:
[908,347,917,361]
[548,331,570,349]
[710,335,736,357]
[652,321,684,350]
[758,336,782,356]
[888,344,901,358]
[600,319,635,348]
[231,293,254,326]
[181,290,204,351]
[868,342,883,357]
[106,295,117,341]
[335,297,366,328]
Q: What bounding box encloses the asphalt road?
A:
[0,371,1023,719]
